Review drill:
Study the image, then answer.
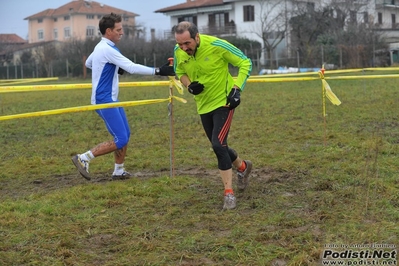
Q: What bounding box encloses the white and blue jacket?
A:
[85,37,156,104]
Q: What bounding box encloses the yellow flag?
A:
[169,76,184,95]
[319,69,341,106]
[322,79,341,106]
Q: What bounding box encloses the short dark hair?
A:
[99,13,122,35]
[173,21,198,39]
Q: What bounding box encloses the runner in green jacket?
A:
[173,21,253,210]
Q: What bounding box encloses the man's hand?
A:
[155,62,175,76]
[118,68,125,75]
[188,81,204,95]
[227,88,241,109]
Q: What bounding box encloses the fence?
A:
[0,61,66,79]
[1,44,396,79]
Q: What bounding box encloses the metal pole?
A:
[297,48,300,72]
[275,48,279,68]
[340,47,343,68]
[390,50,394,66]
[66,59,69,78]
[167,57,175,178]
[373,36,376,66]
[168,94,174,178]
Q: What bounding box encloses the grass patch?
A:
[0,74,398,265]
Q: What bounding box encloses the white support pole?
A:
[168,82,175,178]
[167,58,175,178]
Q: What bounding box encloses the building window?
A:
[207,13,235,34]
[97,15,102,19]
[363,12,368,23]
[392,14,396,28]
[64,15,70,21]
[178,16,197,25]
[307,2,315,12]
[86,14,94,19]
[54,17,58,22]
[209,13,229,28]
[86,26,96,37]
[64,27,71,38]
[350,10,357,24]
[123,16,129,21]
[263,30,284,40]
[38,30,44,40]
[54,29,58,40]
[243,5,255,22]
[38,18,43,23]
[378,12,382,24]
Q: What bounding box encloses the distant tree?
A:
[224,36,262,71]
[289,0,387,68]
[33,42,58,77]
[250,0,289,68]
[59,37,100,77]
[20,50,32,64]
[290,4,336,67]
[0,43,16,64]
[118,36,175,67]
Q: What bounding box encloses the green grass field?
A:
[0,72,398,265]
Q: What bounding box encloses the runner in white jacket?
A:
[72,12,174,181]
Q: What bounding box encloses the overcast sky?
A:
[0,0,182,40]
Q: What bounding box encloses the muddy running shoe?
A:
[71,155,91,180]
[237,160,253,191]
[223,193,236,210]
[112,171,132,180]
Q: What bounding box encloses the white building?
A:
[156,0,399,66]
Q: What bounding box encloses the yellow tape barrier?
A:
[250,67,399,79]
[0,77,187,121]
[0,81,173,93]
[3,73,399,93]
[0,77,59,87]
[0,96,187,121]
[1,67,398,121]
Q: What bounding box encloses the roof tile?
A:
[155,0,224,13]
[24,0,138,20]
[0,34,26,44]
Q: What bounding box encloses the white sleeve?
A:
[85,53,93,69]
[107,48,155,75]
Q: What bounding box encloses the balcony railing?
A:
[199,25,237,36]
[376,0,399,7]
[163,25,237,40]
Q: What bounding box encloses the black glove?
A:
[118,68,125,75]
[188,81,204,95]
[227,88,241,109]
[155,62,175,76]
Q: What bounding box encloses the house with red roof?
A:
[156,0,399,65]
[0,34,27,64]
[0,34,27,45]
[24,0,138,43]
